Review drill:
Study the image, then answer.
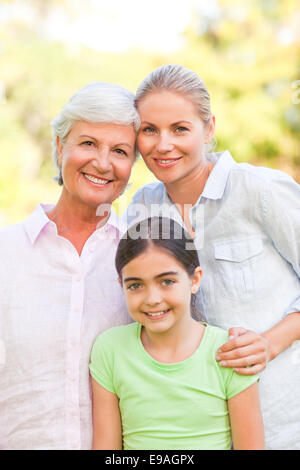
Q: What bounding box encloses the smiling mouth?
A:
[143,309,171,319]
[153,157,182,167]
[82,173,112,185]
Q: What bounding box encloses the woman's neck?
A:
[141,316,205,364]
[47,190,110,255]
[164,160,214,238]
[165,160,215,207]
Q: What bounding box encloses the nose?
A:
[144,285,163,307]
[156,133,174,154]
[92,147,112,172]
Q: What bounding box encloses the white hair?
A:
[51,82,140,185]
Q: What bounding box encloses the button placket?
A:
[65,272,84,449]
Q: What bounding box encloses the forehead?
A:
[137,91,199,122]
[122,245,188,278]
[68,120,136,144]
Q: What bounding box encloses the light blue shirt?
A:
[126,150,300,450]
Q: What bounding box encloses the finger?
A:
[217,331,258,353]
[216,343,266,361]
[228,327,248,340]
[218,353,266,369]
[233,363,266,375]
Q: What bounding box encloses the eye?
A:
[175,126,189,133]
[141,126,156,134]
[127,282,142,291]
[161,279,176,287]
[81,140,95,147]
[114,148,128,156]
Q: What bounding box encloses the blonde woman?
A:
[127,64,300,450]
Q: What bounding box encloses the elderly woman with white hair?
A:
[0,82,139,450]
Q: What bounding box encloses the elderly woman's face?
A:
[57,120,136,209]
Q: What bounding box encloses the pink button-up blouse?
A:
[0,204,131,449]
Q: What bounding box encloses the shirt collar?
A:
[23,203,125,245]
[23,203,54,245]
[202,150,236,200]
[161,150,236,206]
[105,207,127,236]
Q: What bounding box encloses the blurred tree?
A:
[180,0,300,175]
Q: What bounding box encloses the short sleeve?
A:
[207,325,260,400]
[89,333,116,394]
[225,367,259,400]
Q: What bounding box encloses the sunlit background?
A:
[0,0,299,224]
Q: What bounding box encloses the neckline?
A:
[162,150,235,207]
[136,322,208,370]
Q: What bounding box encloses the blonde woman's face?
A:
[137,91,215,186]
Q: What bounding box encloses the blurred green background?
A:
[0,0,299,225]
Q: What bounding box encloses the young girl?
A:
[89,217,264,450]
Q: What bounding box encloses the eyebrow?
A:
[79,134,97,140]
[124,271,179,283]
[79,135,133,148]
[140,121,192,126]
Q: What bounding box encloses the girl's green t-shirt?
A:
[89,322,259,450]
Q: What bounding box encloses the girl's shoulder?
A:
[92,322,139,351]
[202,323,229,350]
[202,324,259,398]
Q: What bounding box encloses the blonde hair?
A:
[136,64,212,124]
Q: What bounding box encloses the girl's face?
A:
[121,245,202,335]
[137,91,215,186]
[57,120,136,210]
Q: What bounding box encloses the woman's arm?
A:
[91,377,122,450]
[216,312,300,375]
[228,382,264,450]
[217,175,300,375]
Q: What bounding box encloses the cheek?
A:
[185,137,205,162]
[185,135,202,152]
[61,147,85,170]
[124,293,140,312]
[173,286,192,306]
[114,160,133,183]
[137,135,151,154]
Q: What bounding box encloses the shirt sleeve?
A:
[225,368,259,400]
[211,326,260,400]
[89,333,116,394]
[263,175,300,315]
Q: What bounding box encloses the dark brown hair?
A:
[115,217,205,321]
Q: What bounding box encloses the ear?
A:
[191,266,202,294]
[56,136,64,167]
[205,114,215,144]
[118,277,122,286]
